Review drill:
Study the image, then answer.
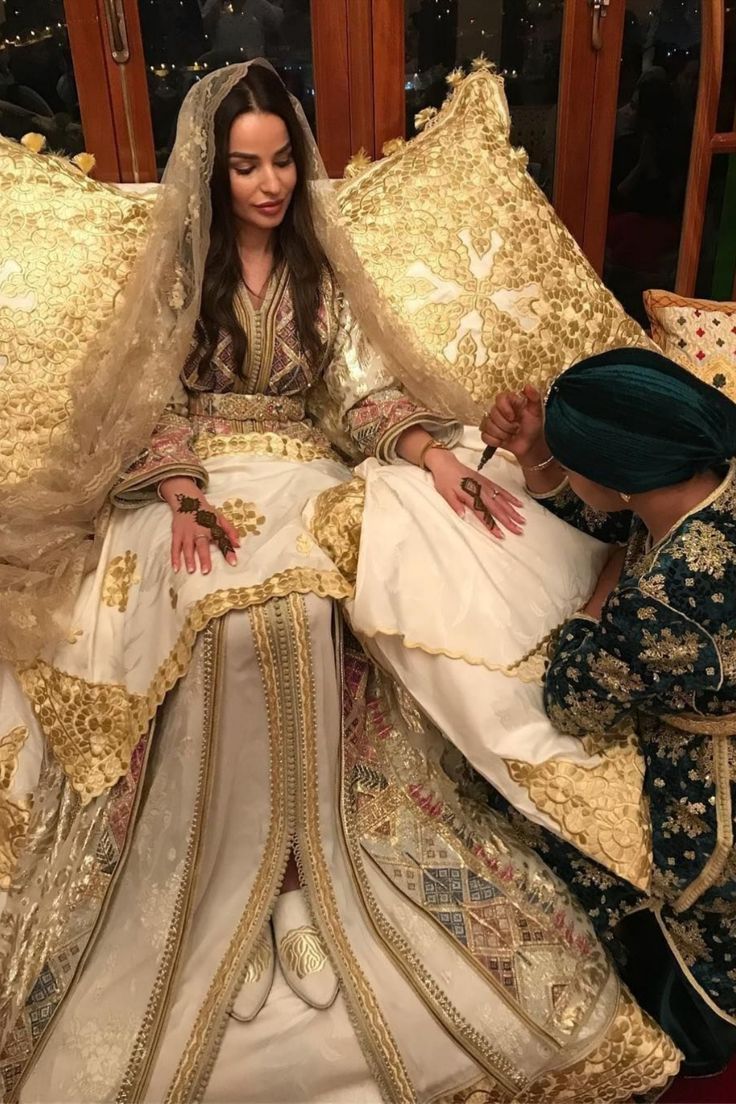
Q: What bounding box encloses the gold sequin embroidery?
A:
[309,479,366,586]
[0,725,27,791]
[640,627,703,675]
[218,498,265,539]
[20,568,352,803]
[677,520,736,579]
[193,431,334,464]
[101,552,140,613]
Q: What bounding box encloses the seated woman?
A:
[481,347,736,1075]
[0,63,678,1103]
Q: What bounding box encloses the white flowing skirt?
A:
[1,434,672,1102]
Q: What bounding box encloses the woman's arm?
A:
[395,424,525,537]
[111,382,208,508]
[481,386,632,544]
[318,297,525,536]
[159,475,240,575]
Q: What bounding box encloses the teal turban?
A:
[544,348,736,494]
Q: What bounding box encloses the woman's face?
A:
[228,110,297,232]
[565,470,628,513]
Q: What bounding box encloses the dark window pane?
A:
[603,0,702,324]
[138,0,315,178]
[404,0,564,198]
[0,1,84,154]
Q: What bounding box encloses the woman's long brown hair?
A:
[200,66,332,373]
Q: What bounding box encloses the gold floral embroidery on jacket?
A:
[639,626,705,676]
[676,520,736,579]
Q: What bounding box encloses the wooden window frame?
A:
[68,0,370,181]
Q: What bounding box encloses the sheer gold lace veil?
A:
[0,61,275,663]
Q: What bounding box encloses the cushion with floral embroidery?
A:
[334,65,653,421]
[0,137,152,484]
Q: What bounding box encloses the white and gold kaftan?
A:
[0,275,679,1103]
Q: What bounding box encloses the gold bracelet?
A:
[419,439,449,470]
[521,454,556,472]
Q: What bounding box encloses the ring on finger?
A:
[195,535,210,543]
[491,489,500,500]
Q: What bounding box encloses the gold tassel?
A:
[445,67,465,89]
[414,106,438,132]
[381,137,405,158]
[71,152,96,176]
[344,147,372,179]
[20,132,46,154]
[471,54,494,72]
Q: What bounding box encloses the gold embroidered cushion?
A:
[644,289,736,402]
[0,137,152,483]
[336,67,652,416]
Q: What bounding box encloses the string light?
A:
[0,23,64,51]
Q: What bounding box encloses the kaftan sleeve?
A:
[530,480,633,545]
[110,378,208,508]
[314,295,462,462]
[544,586,722,739]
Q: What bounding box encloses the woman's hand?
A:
[480,384,547,468]
[159,476,240,574]
[424,448,525,539]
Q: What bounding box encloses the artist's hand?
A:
[480,385,547,467]
[159,477,240,574]
[424,449,525,539]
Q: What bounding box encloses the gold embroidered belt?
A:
[189,392,306,423]
[663,713,736,737]
[663,712,735,914]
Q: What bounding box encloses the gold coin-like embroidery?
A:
[278,925,328,979]
[0,138,151,483]
[193,430,334,464]
[504,731,651,890]
[309,479,365,585]
[219,498,266,539]
[514,989,680,1103]
[102,551,140,612]
[21,568,352,803]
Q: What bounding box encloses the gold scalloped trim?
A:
[432,989,680,1103]
[352,622,550,683]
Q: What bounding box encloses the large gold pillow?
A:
[644,289,736,402]
[336,66,652,415]
[0,138,152,483]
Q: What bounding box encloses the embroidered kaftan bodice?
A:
[114,271,459,505]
